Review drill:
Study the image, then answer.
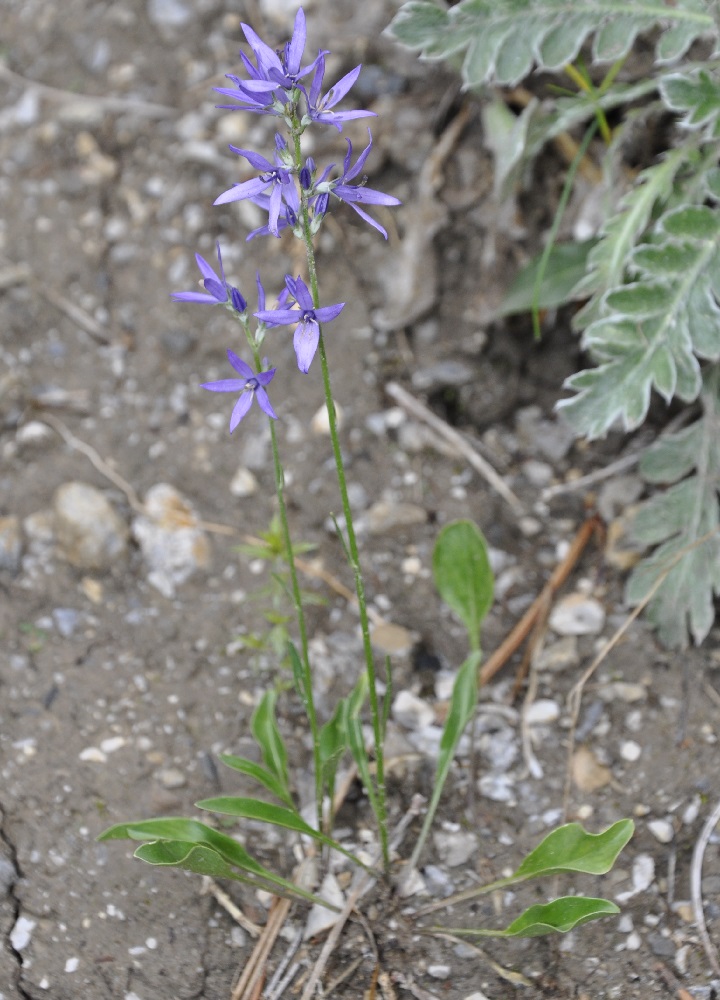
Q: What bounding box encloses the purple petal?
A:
[308,55,325,106]
[226,350,254,378]
[202,277,227,301]
[343,132,373,181]
[229,146,274,170]
[345,202,389,239]
[255,386,278,419]
[172,291,219,304]
[268,183,283,236]
[254,307,300,326]
[333,184,401,206]
[241,23,284,75]
[256,272,266,312]
[229,391,254,432]
[293,277,313,310]
[195,253,218,282]
[214,177,269,206]
[323,65,362,109]
[314,302,345,323]
[293,321,320,373]
[255,366,277,386]
[201,378,246,392]
[286,8,306,76]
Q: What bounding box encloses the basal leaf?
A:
[218,753,295,808]
[251,690,290,797]
[511,820,634,882]
[498,897,620,937]
[432,520,494,650]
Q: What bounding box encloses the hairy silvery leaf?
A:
[388,0,716,88]
[661,68,720,136]
[625,368,720,648]
[558,203,720,437]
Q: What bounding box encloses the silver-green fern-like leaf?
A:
[558,203,720,438]
[625,366,720,648]
[387,0,717,89]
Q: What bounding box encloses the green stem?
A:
[290,119,390,872]
[248,329,323,833]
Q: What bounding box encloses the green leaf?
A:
[626,367,720,647]
[511,820,634,882]
[217,753,295,808]
[432,520,494,650]
[661,69,720,132]
[318,699,347,803]
[445,897,620,939]
[497,240,598,317]
[251,690,290,797]
[387,0,716,89]
[409,651,481,869]
[134,841,263,885]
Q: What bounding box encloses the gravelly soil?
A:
[2,2,720,999]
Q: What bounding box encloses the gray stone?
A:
[132,483,211,598]
[364,500,426,535]
[53,482,128,571]
[147,0,194,28]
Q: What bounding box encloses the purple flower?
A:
[304,55,376,131]
[255,275,344,373]
[215,8,325,115]
[171,243,247,311]
[201,351,278,431]
[214,140,300,237]
[317,130,400,238]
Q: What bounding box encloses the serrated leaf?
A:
[496,240,598,317]
[626,368,720,647]
[432,520,494,649]
[560,200,720,437]
[511,820,634,881]
[661,69,720,131]
[388,0,716,88]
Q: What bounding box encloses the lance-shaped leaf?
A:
[251,689,290,800]
[443,896,620,939]
[433,520,493,651]
[218,753,295,808]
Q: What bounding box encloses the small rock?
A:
[412,359,475,391]
[647,818,674,844]
[54,482,129,571]
[536,636,579,672]
[422,864,454,897]
[549,594,605,636]
[521,459,554,487]
[371,622,414,655]
[53,607,79,637]
[16,420,54,449]
[625,930,642,951]
[10,916,35,951]
[79,747,107,763]
[304,873,344,939]
[515,406,575,462]
[147,0,194,27]
[524,699,560,725]
[392,690,434,731]
[571,746,611,792]
[620,740,642,762]
[364,501,426,535]
[599,681,647,703]
[230,466,259,498]
[597,474,644,522]
[65,957,80,973]
[311,401,343,435]
[433,830,478,867]
[132,484,210,598]
[0,515,23,573]
[632,854,655,893]
[157,768,186,789]
[427,964,451,980]
[396,864,427,898]
[478,773,516,803]
[100,736,126,754]
[682,796,701,825]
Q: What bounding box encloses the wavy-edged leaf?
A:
[444,897,620,939]
[560,202,720,437]
[626,367,720,647]
[98,817,326,905]
[387,0,717,88]
[511,820,634,881]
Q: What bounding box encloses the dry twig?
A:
[385,381,525,517]
[691,798,720,978]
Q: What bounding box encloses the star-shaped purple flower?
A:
[304,55,376,131]
[171,243,247,311]
[201,351,278,431]
[255,275,344,373]
[316,129,400,239]
[214,140,300,237]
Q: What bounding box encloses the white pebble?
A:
[79,747,107,763]
[620,740,642,762]
[229,466,258,498]
[64,957,79,973]
[632,854,655,893]
[100,736,126,754]
[647,818,674,844]
[427,964,451,980]
[392,690,434,732]
[625,931,642,951]
[549,594,605,635]
[524,699,560,725]
[311,400,342,435]
[10,916,35,951]
[682,796,701,825]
